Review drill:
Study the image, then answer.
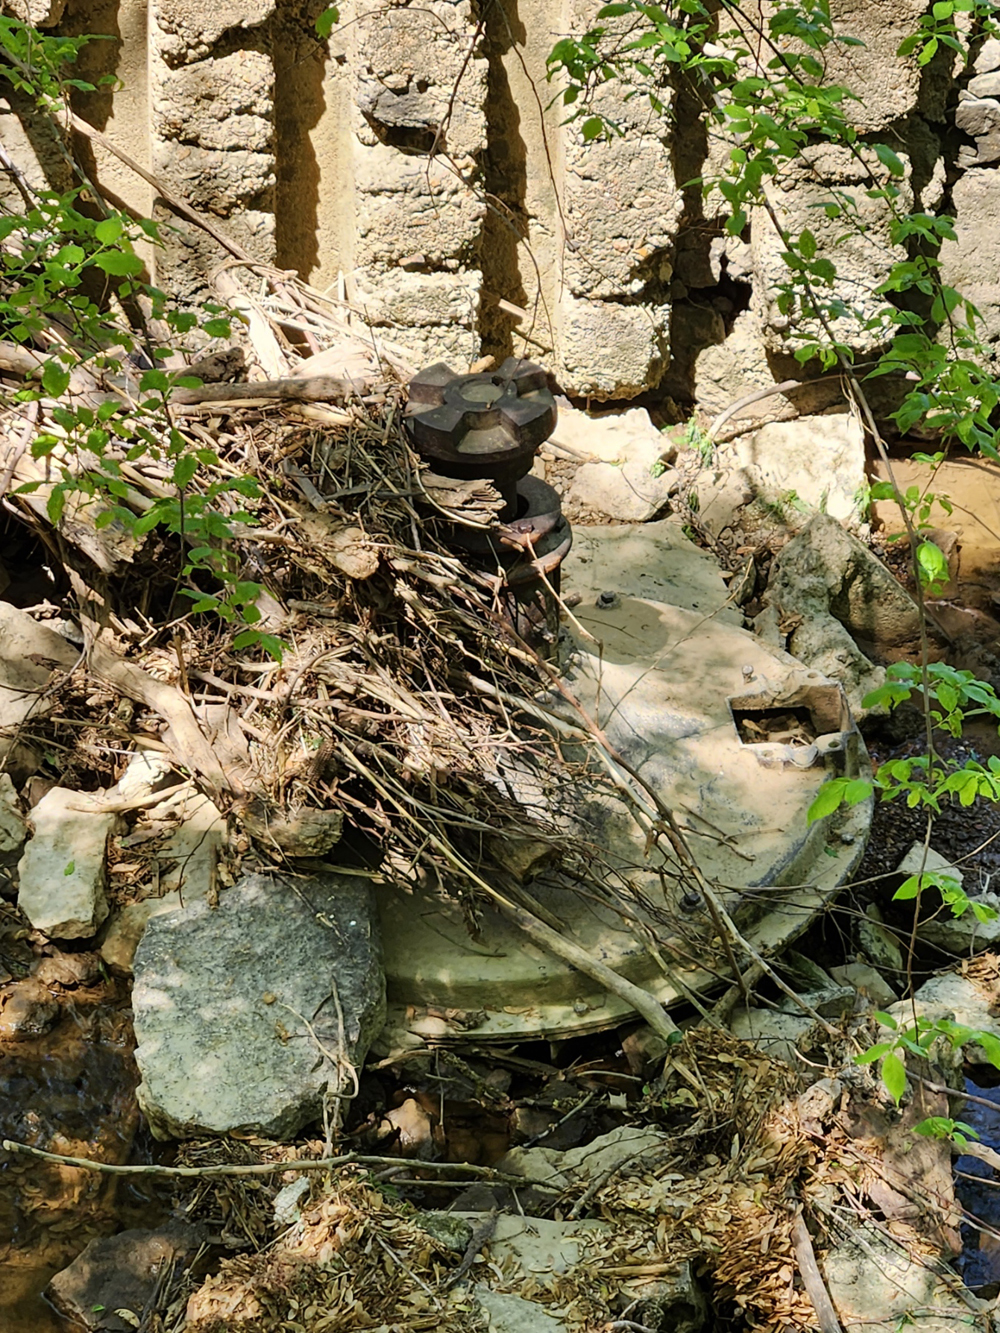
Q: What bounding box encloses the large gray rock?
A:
[759,514,923,716]
[17,787,114,940]
[132,870,385,1139]
[823,1223,983,1332]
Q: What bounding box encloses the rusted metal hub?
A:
[404,358,557,519]
[404,358,571,649]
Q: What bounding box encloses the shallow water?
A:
[0,965,144,1327]
[954,1080,1000,1296]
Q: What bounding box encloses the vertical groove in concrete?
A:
[481,0,551,364]
[297,13,354,295]
[273,0,340,287]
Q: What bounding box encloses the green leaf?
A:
[172,454,199,488]
[916,540,949,588]
[41,361,71,397]
[139,369,170,393]
[94,216,124,244]
[894,874,922,901]
[93,250,144,277]
[882,1051,907,1104]
[799,228,817,260]
[976,1032,1000,1069]
[47,487,67,526]
[582,116,605,141]
[873,143,905,177]
[316,5,339,37]
[806,778,848,823]
[855,1041,893,1064]
[201,317,232,338]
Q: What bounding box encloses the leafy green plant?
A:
[546,0,1000,1135]
[0,17,280,657]
[860,1010,1000,1113]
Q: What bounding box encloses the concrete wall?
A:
[2,0,998,407]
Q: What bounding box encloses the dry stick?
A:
[789,1209,844,1333]
[333,739,680,1040]
[1,1140,562,1189]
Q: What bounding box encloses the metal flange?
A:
[403,358,557,489]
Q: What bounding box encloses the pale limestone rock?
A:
[2,0,67,25]
[858,905,904,976]
[474,1290,567,1333]
[153,54,274,152]
[99,788,225,974]
[737,413,866,527]
[730,1009,818,1065]
[761,514,923,715]
[568,457,679,522]
[823,1224,975,1333]
[18,788,114,940]
[956,97,1000,164]
[975,37,1000,74]
[887,972,1000,1067]
[968,71,1000,98]
[556,293,670,400]
[0,604,79,777]
[550,404,668,465]
[830,963,898,1007]
[940,169,1000,345]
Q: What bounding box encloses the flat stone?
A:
[976,38,1000,74]
[481,1214,610,1290]
[737,413,865,527]
[823,1222,977,1332]
[47,1224,203,1333]
[17,787,114,940]
[955,97,1000,164]
[830,963,898,1007]
[896,842,963,885]
[475,1287,567,1333]
[762,514,923,717]
[730,1009,818,1066]
[132,870,385,1139]
[969,72,1000,99]
[0,603,79,778]
[886,972,1000,1067]
[568,452,679,522]
[858,905,905,977]
[100,788,225,974]
[690,467,755,539]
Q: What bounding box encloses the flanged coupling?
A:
[403,358,557,515]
